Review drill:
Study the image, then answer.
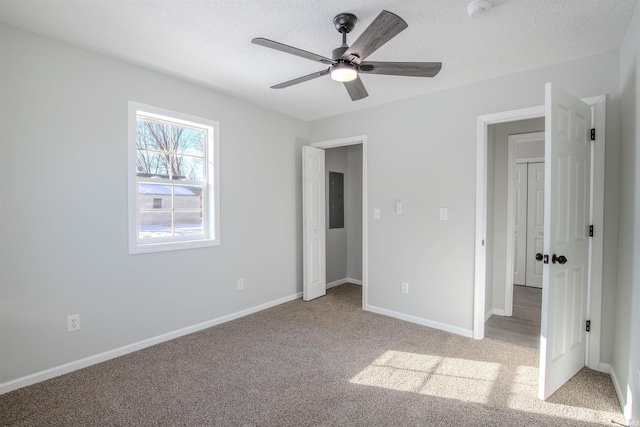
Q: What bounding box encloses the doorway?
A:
[485,123,544,347]
[510,133,545,290]
[473,92,607,389]
[324,145,363,291]
[487,121,545,319]
[304,135,368,308]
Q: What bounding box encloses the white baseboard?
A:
[598,362,611,374]
[365,304,473,338]
[605,363,633,423]
[484,309,506,322]
[326,278,363,289]
[0,291,303,395]
[326,279,347,289]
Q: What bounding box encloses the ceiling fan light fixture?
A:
[330,62,358,82]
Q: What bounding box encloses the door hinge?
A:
[589,225,594,237]
[591,128,596,141]
[586,320,591,332]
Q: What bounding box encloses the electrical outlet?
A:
[67,314,80,332]
[237,279,244,291]
[401,282,409,294]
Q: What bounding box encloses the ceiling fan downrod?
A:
[332,13,357,59]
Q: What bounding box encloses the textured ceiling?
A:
[0,0,637,121]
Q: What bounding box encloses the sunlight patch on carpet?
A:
[349,350,501,404]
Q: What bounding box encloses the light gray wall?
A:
[614,1,640,422]
[309,50,621,339]
[325,147,348,284]
[346,144,363,281]
[488,118,544,316]
[0,25,308,384]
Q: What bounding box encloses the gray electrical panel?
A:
[329,171,344,229]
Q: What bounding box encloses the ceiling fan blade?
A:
[271,69,330,89]
[342,10,408,64]
[252,38,336,65]
[358,61,442,77]
[343,76,368,101]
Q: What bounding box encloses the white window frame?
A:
[128,101,220,254]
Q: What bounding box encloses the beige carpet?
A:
[0,284,625,426]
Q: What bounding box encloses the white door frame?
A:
[311,135,368,309]
[473,95,606,371]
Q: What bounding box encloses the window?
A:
[128,102,219,254]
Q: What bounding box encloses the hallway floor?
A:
[485,285,542,348]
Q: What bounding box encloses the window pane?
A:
[174,185,202,210]
[174,127,204,156]
[173,155,204,181]
[137,150,169,177]
[138,183,173,211]
[174,211,203,236]
[138,211,172,238]
[137,120,171,152]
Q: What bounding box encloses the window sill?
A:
[129,238,219,255]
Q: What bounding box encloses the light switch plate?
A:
[439,207,448,221]
[401,282,409,294]
[373,208,380,219]
[395,201,403,215]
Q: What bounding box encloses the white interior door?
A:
[539,83,591,400]
[525,162,544,288]
[302,146,327,301]
[513,163,527,286]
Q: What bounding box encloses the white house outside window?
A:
[128,102,220,254]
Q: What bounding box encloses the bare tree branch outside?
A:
[136,119,204,181]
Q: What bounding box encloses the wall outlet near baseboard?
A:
[401,282,409,294]
[237,279,244,291]
[67,314,80,332]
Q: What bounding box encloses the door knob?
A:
[552,254,568,265]
[535,253,544,262]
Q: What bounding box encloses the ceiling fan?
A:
[251,10,442,101]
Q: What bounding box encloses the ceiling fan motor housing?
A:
[333,13,357,33]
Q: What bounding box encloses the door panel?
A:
[539,83,591,400]
[303,146,326,301]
